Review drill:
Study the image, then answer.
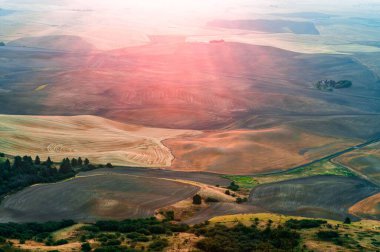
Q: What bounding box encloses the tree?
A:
[35,156,41,165]
[193,194,202,205]
[0,42,5,46]
[46,157,53,168]
[12,156,23,171]
[84,158,90,166]
[106,163,113,168]
[0,159,11,179]
[71,158,78,167]
[78,157,83,166]
[344,217,351,224]
[4,159,11,170]
[60,158,72,174]
[227,181,240,191]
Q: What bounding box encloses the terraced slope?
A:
[0,174,199,222]
[0,114,199,167]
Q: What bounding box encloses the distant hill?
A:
[7,35,95,52]
[274,12,335,20]
[208,19,320,35]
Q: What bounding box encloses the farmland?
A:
[223,159,356,190]
[0,114,199,167]
[165,127,358,174]
[349,193,380,220]
[1,1,380,251]
[0,173,199,223]
[335,142,380,185]
[249,175,380,220]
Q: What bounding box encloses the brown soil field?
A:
[80,167,231,186]
[349,193,380,220]
[1,41,380,130]
[335,142,380,185]
[0,114,198,167]
[165,127,358,174]
[0,114,359,175]
[249,175,380,220]
[0,174,199,222]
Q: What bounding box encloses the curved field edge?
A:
[0,114,200,167]
[0,173,200,223]
[349,193,380,220]
[248,175,380,221]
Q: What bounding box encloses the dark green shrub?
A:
[103,239,121,246]
[148,238,169,251]
[192,194,202,205]
[81,242,92,252]
[227,182,239,191]
[205,197,219,203]
[317,230,340,240]
[148,225,166,234]
[344,217,351,224]
[285,219,327,229]
[53,239,68,245]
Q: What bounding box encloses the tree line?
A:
[0,154,111,200]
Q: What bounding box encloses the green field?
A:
[225,159,357,189]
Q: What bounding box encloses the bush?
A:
[205,197,219,203]
[285,219,327,229]
[236,197,247,204]
[148,238,169,252]
[148,225,166,234]
[81,242,92,252]
[192,194,202,205]
[0,220,75,240]
[103,239,121,246]
[81,225,100,233]
[343,217,351,224]
[94,246,135,252]
[163,211,174,221]
[317,230,339,240]
[227,182,239,191]
[53,239,68,245]
[195,223,300,252]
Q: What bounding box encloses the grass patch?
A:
[223,160,356,189]
[222,175,258,190]
[254,159,357,185]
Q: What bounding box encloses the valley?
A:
[0,1,380,251]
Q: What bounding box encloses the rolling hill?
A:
[0,114,198,167]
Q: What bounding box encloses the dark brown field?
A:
[0,174,199,222]
[249,175,380,220]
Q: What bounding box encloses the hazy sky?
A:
[1,0,380,52]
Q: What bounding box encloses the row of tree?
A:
[0,155,96,199]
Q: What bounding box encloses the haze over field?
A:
[0,1,380,251]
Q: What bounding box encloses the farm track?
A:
[254,134,380,177]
